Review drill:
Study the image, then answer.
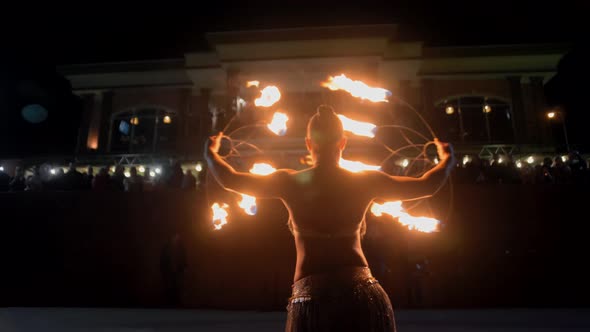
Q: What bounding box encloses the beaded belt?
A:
[289,267,378,304]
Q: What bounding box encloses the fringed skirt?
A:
[285,267,396,332]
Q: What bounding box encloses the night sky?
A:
[0,1,586,64]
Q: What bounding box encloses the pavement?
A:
[0,308,589,331]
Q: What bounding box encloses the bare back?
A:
[205,133,453,283]
[280,165,376,281]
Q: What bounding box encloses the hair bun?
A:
[317,105,336,118]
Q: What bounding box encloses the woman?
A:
[205,105,454,331]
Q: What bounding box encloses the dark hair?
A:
[307,105,344,145]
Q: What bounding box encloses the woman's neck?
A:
[314,156,340,168]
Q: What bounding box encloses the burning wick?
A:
[255,86,281,107]
[337,114,377,138]
[211,203,230,230]
[238,194,257,216]
[249,163,277,175]
[371,201,439,233]
[267,112,289,136]
[322,74,391,103]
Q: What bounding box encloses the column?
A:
[198,88,212,156]
[507,76,526,145]
[419,79,437,137]
[529,76,551,143]
[86,92,103,151]
[100,90,114,153]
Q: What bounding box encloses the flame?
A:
[254,86,281,107]
[371,201,439,233]
[398,215,439,232]
[337,114,377,138]
[246,80,260,88]
[371,201,405,217]
[267,112,289,136]
[322,74,391,103]
[211,203,230,230]
[249,163,277,175]
[238,194,257,216]
[339,158,381,173]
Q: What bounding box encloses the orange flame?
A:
[249,163,277,175]
[267,112,289,136]
[211,202,230,230]
[254,86,281,107]
[339,158,381,173]
[238,194,257,216]
[337,114,377,138]
[322,74,391,103]
[246,80,260,88]
[371,201,439,233]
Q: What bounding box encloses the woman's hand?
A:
[206,132,223,155]
[434,138,453,160]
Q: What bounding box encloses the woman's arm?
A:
[366,139,455,201]
[204,133,292,198]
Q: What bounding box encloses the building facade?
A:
[59,25,567,166]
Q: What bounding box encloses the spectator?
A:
[143,167,155,191]
[504,155,522,184]
[468,155,487,183]
[26,166,44,191]
[486,154,505,184]
[165,161,183,189]
[182,170,197,190]
[552,156,571,184]
[535,158,554,184]
[520,164,535,184]
[49,168,66,190]
[124,167,143,192]
[62,163,85,191]
[92,167,111,191]
[196,167,206,189]
[143,167,151,182]
[85,166,95,190]
[0,168,10,192]
[9,167,26,192]
[111,165,125,191]
[568,151,588,184]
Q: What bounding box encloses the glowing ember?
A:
[267,112,289,136]
[238,194,257,216]
[322,74,391,103]
[211,203,230,230]
[371,201,439,233]
[255,86,281,107]
[249,163,277,175]
[246,80,260,88]
[337,114,377,138]
[339,158,381,173]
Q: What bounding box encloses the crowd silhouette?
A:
[0,152,588,193]
[0,161,203,192]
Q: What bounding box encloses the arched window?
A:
[435,96,514,143]
[109,107,178,153]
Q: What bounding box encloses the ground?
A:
[1,308,589,331]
